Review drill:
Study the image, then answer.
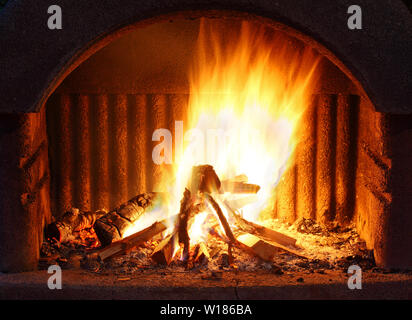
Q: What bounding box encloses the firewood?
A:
[177,189,193,262]
[227,243,234,265]
[205,193,237,243]
[236,234,282,261]
[223,200,297,248]
[205,194,261,258]
[151,232,178,265]
[188,165,221,194]
[208,225,262,261]
[97,219,169,261]
[193,242,210,263]
[94,192,162,246]
[177,188,206,263]
[45,208,105,243]
[220,181,261,194]
[230,174,248,183]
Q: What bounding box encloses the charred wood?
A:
[151,232,178,265]
[97,219,168,261]
[94,192,161,246]
[45,208,105,243]
[223,200,297,248]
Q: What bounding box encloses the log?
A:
[227,243,234,265]
[177,189,193,262]
[97,219,168,261]
[223,201,297,248]
[177,188,206,263]
[220,181,260,194]
[205,194,237,243]
[208,226,263,261]
[205,194,264,260]
[94,192,161,246]
[193,242,210,263]
[151,232,178,265]
[45,208,105,243]
[236,234,282,261]
[188,165,221,194]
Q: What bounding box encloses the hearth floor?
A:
[1,269,411,299]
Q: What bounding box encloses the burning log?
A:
[205,194,265,261]
[206,192,304,262]
[151,188,204,265]
[177,165,218,262]
[151,232,178,265]
[223,201,297,248]
[94,192,161,246]
[177,189,193,262]
[227,243,234,265]
[45,208,105,243]
[220,180,261,194]
[189,165,221,194]
[97,219,169,261]
[193,242,210,264]
[236,233,282,261]
[205,194,237,243]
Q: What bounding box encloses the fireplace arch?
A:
[0,1,411,272]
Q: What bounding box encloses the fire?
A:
[177,19,319,235]
[126,19,320,247]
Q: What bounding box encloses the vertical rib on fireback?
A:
[46,93,189,216]
[274,93,359,226]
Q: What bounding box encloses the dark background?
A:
[1,0,412,11]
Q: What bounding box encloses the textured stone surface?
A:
[0,0,411,114]
[0,109,52,272]
[355,98,412,269]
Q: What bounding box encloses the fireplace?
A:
[0,0,412,276]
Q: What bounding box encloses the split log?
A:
[177,186,204,262]
[45,208,105,243]
[188,165,221,194]
[220,181,260,194]
[177,189,193,262]
[227,243,234,265]
[207,195,306,261]
[236,234,282,261]
[205,194,261,259]
[223,201,297,248]
[208,226,263,261]
[97,219,169,261]
[94,192,162,246]
[193,242,210,263]
[205,193,237,243]
[228,174,248,183]
[151,232,178,265]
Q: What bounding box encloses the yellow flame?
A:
[125,19,320,242]
[180,19,320,225]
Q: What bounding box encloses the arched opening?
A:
[44,15,379,268]
[1,5,411,274]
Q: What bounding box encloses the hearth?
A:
[0,1,412,277]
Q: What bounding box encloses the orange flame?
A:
[125,19,320,244]
[181,19,320,223]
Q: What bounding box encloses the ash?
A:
[40,217,376,276]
